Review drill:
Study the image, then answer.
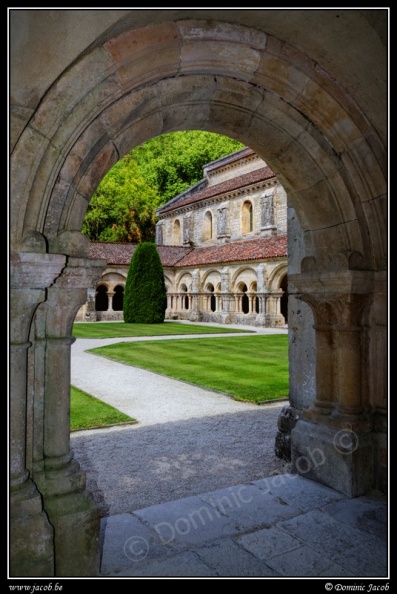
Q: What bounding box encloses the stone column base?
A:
[43,490,101,576]
[189,311,203,322]
[275,405,300,461]
[220,313,232,324]
[10,482,54,576]
[264,314,286,327]
[291,420,375,497]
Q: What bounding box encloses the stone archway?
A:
[10,10,388,577]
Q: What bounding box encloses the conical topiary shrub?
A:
[123,242,167,323]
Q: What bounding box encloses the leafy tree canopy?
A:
[133,131,244,203]
[82,131,244,243]
[82,158,161,243]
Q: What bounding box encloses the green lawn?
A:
[87,334,289,404]
[70,385,136,431]
[72,321,254,339]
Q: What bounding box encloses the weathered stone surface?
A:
[9,9,388,577]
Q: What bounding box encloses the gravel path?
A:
[70,326,290,515]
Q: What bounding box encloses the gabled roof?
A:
[157,166,275,214]
[203,146,255,173]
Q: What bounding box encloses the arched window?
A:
[173,219,181,245]
[95,284,108,311]
[203,211,213,241]
[242,200,253,234]
[112,285,124,311]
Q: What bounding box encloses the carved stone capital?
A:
[10,252,66,290]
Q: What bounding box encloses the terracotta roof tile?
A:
[89,234,287,269]
[88,242,193,267]
[174,234,288,267]
[157,166,275,214]
[158,245,194,266]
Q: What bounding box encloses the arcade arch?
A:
[9,11,387,577]
[95,284,108,312]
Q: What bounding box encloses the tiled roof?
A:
[175,234,287,267]
[88,242,193,267]
[88,235,287,269]
[89,242,136,265]
[203,146,255,172]
[157,166,275,214]
[158,245,194,267]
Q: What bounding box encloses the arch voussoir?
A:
[9,11,388,577]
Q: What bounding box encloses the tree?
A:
[82,158,161,243]
[82,131,244,243]
[134,131,244,202]
[123,242,167,323]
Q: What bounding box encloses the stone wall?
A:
[160,182,287,247]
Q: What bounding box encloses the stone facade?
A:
[9,10,388,577]
[77,148,289,327]
[157,148,288,326]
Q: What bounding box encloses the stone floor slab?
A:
[194,538,279,576]
[133,495,242,547]
[252,473,346,512]
[109,551,218,577]
[197,483,301,530]
[100,513,184,575]
[235,526,303,559]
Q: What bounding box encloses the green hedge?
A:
[123,242,167,323]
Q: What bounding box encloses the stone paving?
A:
[99,474,388,578]
[71,323,389,579]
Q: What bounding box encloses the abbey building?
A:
[78,147,289,327]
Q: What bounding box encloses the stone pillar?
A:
[235,293,242,313]
[216,202,230,242]
[183,213,194,246]
[32,256,105,576]
[264,291,285,326]
[107,290,115,312]
[188,294,200,320]
[255,291,267,324]
[302,298,335,417]
[366,278,388,492]
[332,295,368,418]
[189,269,202,321]
[85,287,97,321]
[166,293,177,319]
[260,191,277,236]
[155,221,163,245]
[10,252,66,577]
[289,264,378,496]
